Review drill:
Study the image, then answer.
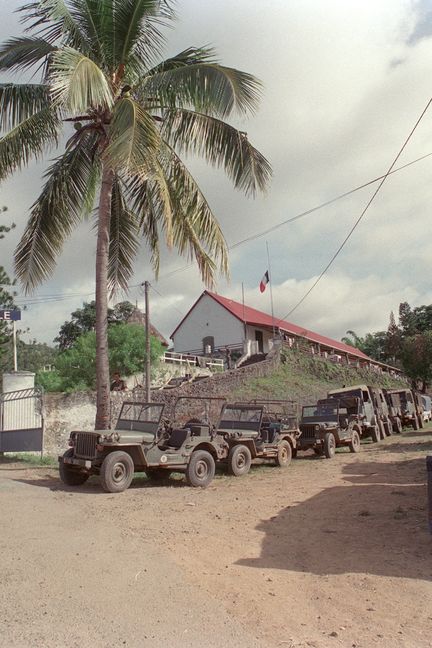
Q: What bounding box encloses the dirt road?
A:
[1,429,431,648]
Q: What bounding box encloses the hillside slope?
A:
[230,349,407,406]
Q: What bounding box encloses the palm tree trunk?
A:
[95,163,114,430]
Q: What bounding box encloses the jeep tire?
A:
[185,450,215,487]
[227,444,252,476]
[275,440,292,467]
[370,425,380,443]
[412,415,419,431]
[323,432,336,459]
[100,451,134,493]
[394,417,402,434]
[59,449,89,486]
[349,430,361,453]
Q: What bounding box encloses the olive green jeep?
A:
[58,398,227,492]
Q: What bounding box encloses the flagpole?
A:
[266,241,276,338]
[241,282,247,339]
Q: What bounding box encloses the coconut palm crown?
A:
[0,0,272,428]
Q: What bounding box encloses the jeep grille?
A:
[75,432,98,459]
[299,424,317,440]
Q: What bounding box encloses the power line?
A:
[274,97,432,327]
[8,147,432,306]
[153,149,432,282]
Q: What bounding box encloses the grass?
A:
[231,349,408,406]
[0,452,57,467]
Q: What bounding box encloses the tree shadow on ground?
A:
[237,457,432,581]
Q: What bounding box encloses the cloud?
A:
[1,0,432,350]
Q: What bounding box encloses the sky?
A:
[0,0,432,348]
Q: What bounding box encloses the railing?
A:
[162,351,225,371]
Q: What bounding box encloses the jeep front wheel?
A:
[59,449,89,486]
[227,445,252,476]
[100,451,134,493]
[275,440,292,467]
[323,432,336,459]
[185,450,215,487]
[370,425,380,443]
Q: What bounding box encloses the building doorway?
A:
[255,330,264,353]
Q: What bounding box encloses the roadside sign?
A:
[0,309,21,321]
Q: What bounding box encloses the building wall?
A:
[245,325,275,354]
[173,294,245,353]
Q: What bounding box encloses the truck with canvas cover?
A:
[327,385,383,442]
[298,397,362,458]
[384,389,424,430]
[216,401,300,476]
[58,398,227,492]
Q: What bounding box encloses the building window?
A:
[202,336,214,354]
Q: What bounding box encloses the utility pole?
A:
[144,281,151,402]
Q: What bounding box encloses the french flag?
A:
[259,270,270,293]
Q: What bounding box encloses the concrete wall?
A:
[172,294,245,353]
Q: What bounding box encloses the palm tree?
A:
[0,1,271,428]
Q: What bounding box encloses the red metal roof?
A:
[171,290,371,361]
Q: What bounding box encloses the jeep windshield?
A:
[302,402,347,422]
[218,405,263,432]
[116,402,165,435]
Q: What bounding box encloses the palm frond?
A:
[0,107,60,181]
[138,58,262,117]
[50,46,113,113]
[113,0,174,72]
[107,176,140,294]
[14,132,99,292]
[106,96,160,174]
[18,1,90,51]
[0,83,51,130]
[162,108,272,196]
[0,36,55,73]
[166,148,229,283]
[145,46,217,75]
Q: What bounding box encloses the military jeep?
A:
[327,385,383,442]
[298,397,362,458]
[216,401,300,476]
[59,398,228,492]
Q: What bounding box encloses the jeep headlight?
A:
[314,424,320,432]
[68,432,77,446]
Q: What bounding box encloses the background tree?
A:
[384,311,401,365]
[55,299,135,350]
[399,302,416,337]
[38,323,163,392]
[1,1,271,428]
[400,331,432,392]
[0,214,17,367]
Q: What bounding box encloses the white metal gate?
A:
[0,387,44,453]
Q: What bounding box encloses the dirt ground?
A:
[1,428,431,648]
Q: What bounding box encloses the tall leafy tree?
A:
[0,1,271,428]
[400,331,432,392]
[55,299,135,349]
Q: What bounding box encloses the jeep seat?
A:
[166,428,191,449]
